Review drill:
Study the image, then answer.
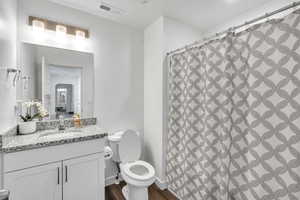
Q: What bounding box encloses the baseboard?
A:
[155,177,167,190]
[107,175,180,199]
[155,178,182,199]
[105,175,123,186]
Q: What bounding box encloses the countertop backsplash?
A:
[36,117,97,131]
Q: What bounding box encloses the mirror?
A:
[17,43,94,120]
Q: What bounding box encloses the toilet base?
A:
[122,185,129,199]
[122,184,149,200]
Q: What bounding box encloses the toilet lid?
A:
[119,130,141,163]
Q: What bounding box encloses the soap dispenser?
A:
[73,114,81,128]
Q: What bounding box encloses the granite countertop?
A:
[1,125,108,153]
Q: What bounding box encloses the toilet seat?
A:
[122,160,155,181]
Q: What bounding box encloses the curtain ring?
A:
[184,45,189,51]
[226,27,235,37]
[265,13,270,23]
[293,2,298,12]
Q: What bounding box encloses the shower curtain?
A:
[167,9,300,200]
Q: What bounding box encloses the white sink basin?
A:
[38,129,83,140]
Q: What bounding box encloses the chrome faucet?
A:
[58,115,66,131]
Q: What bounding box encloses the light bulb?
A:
[75,30,86,40]
[32,19,45,32]
[56,25,67,37]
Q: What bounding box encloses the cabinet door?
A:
[63,153,104,200]
[4,162,62,200]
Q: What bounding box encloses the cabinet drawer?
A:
[4,139,104,173]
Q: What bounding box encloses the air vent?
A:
[140,0,150,4]
[100,5,111,11]
[99,1,126,15]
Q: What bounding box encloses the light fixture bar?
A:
[28,16,89,38]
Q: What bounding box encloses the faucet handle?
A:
[58,115,65,130]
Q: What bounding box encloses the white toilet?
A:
[108,130,156,200]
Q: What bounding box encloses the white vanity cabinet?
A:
[2,139,105,200]
[4,162,62,200]
[63,154,104,200]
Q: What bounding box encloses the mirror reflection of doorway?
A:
[45,65,82,119]
[55,84,74,118]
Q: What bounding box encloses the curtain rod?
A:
[166,1,300,56]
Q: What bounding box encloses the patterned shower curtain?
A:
[167,9,300,200]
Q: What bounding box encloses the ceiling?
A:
[48,0,273,31]
[164,0,273,32]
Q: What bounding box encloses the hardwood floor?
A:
[105,182,178,200]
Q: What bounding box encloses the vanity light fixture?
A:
[75,30,86,40]
[32,19,45,32]
[56,25,67,37]
[29,16,89,39]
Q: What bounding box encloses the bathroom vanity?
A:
[0,125,107,200]
[0,37,105,200]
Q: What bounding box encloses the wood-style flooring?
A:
[105,182,178,200]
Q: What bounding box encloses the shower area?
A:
[166,4,300,200]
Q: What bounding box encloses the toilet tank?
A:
[108,131,125,162]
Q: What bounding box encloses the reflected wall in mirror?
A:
[17,43,94,120]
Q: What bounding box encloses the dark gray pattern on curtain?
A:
[167,10,300,200]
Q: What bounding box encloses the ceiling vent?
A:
[99,1,126,15]
[100,4,111,11]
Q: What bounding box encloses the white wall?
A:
[17,44,37,101]
[16,0,144,181]
[164,17,203,53]
[144,16,202,186]
[144,16,165,182]
[0,0,18,134]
